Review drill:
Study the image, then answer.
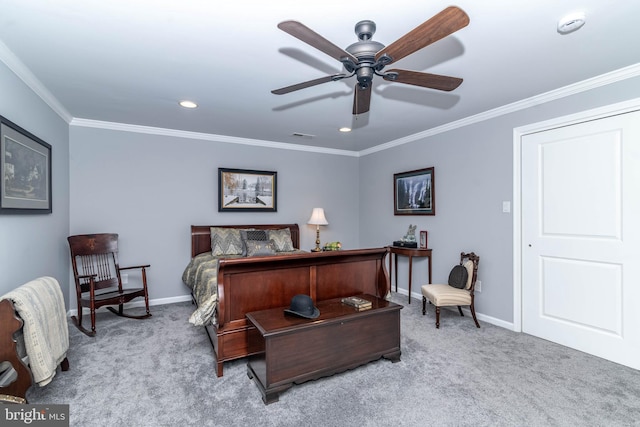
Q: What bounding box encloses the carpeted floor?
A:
[28,293,640,426]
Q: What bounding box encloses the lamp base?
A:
[313,226,322,252]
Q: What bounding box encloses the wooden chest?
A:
[246,294,401,404]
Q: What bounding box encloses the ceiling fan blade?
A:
[272,74,348,95]
[353,84,372,115]
[383,69,462,91]
[375,6,469,64]
[278,21,358,64]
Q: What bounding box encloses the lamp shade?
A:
[307,208,328,225]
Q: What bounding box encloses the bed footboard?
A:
[213,247,390,376]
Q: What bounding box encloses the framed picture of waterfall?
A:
[218,168,277,212]
[394,167,435,216]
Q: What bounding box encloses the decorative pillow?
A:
[448,264,469,289]
[268,228,294,252]
[245,239,277,257]
[210,227,243,256]
[240,229,268,256]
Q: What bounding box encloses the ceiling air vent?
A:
[291,132,315,139]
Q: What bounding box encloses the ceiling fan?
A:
[271,6,470,115]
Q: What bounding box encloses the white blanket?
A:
[1,276,69,386]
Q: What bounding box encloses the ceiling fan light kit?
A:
[272,6,469,115]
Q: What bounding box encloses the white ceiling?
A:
[1,1,639,153]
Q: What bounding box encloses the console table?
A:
[246,295,401,404]
[388,246,432,304]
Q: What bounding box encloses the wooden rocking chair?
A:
[68,233,151,336]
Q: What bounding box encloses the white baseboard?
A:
[66,294,193,317]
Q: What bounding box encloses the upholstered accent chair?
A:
[421,252,480,329]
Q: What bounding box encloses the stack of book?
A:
[341,296,372,310]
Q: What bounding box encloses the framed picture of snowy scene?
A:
[394,167,435,216]
[218,168,277,212]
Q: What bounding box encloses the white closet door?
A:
[521,110,640,369]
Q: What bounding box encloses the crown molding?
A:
[3,35,638,158]
[359,63,640,156]
[0,40,73,123]
[70,118,359,157]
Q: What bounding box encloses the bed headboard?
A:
[190,224,300,258]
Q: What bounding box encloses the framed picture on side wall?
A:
[394,167,435,215]
[1,115,52,214]
[218,168,277,212]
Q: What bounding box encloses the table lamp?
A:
[307,208,328,252]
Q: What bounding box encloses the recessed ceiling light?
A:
[179,100,198,109]
[557,12,586,34]
[339,127,352,133]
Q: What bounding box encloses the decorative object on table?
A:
[341,296,372,310]
[394,167,435,216]
[420,230,428,249]
[0,115,52,214]
[392,224,418,248]
[307,207,328,252]
[284,294,320,319]
[218,168,277,212]
[322,241,342,251]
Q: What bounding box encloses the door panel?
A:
[521,110,640,369]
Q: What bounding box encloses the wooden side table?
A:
[388,246,432,303]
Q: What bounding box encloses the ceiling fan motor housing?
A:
[345,20,386,88]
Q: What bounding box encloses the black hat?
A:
[284,294,320,319]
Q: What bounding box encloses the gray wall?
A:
[69,126,360,303]
[359,75,640,325]
[0,61,70,305]
[3,49,639,326]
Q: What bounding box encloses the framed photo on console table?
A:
[394,167,435,216]
[420,230,428,249]
[218,168,277,212]
[1,115,52,214]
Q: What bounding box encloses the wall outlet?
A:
[475,280,482,292]
[121,274,128,284]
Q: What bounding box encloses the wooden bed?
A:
[188,224,390,377]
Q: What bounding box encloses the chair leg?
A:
[71,307,96,337]
[422,296,427,315]
[458,306,464,317]
[470,303,480,328]
[90,306,96,335]
[144,291,151,316]
[435,306,440,329]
